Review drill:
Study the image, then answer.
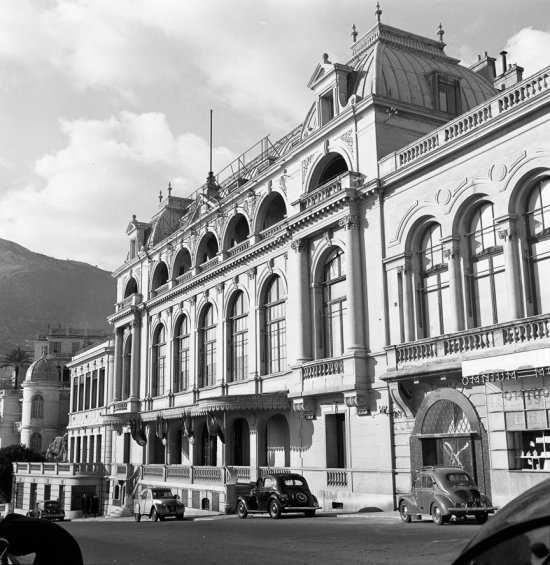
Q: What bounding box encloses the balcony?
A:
[385,313,550,376]
[299,171,362,212]
[14,462,107,476]
[199,256,219,274]
[227,240,250,258]
[115,293,143,312]
[299,354,367,395]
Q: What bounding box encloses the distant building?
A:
[13,8,550,518]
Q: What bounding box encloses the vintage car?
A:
[27,500,65,521]
[451,477,550,564]
[134,488,185,522]
[398,466,495,525]
[237,473,320,519]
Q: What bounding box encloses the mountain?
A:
[0,238,116,355]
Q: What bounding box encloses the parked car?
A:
[451,477,550,565]
[237,473,320,519]
[134,488,185,522]
[398,466,495,525]
[27,500,65,521]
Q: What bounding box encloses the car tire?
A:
[399,501,412,523]
[431,504,447,526]
[476,512,488,524]
[304,510,315,518]
[268,499,282,520]
[151,508,159,522]
[135,512,141,522]
[237,500,248,519]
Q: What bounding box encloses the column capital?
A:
[338,214,360,230]
[290,238,307,253]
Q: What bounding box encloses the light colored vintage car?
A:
[134,488,185,522]
[27,500,65,521]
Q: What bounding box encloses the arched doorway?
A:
[263,414,290,468]
[230,418,250,466]
[410,389,491,497]
[200,424,217,466]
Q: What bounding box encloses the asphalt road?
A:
[54,513,479,565]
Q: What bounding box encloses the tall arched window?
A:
[174,316,190,392]
[151,325,166,397]
[323,249,346,357]
[30,432,42,453]
[122,334,132,399]
[229,292,248,382]
[263,276,286,374]
[525,179,550,314]
[418,224,449,337]
[200,305,217,388]
[31,394,44,418]
[467,203,508,327]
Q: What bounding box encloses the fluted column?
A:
[498,219,523,320]
[288,239,311,364]
[339,212,365,350]
[130,315,141,400]
[443,237,465,333]
[113,328,123,402]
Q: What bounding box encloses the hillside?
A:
[0,238,116,355]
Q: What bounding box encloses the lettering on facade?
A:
[462,365,550,386]
[502,386,550,402]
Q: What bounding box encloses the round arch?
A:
[307,152,349,192]
[223,213,251,252]
[151,262,169,291]
[410,388,491,497]
[172,247,193,278]
[124,277,138,298]
[195,232,219,265]
[258,413,290,468]
[253,191,287,235]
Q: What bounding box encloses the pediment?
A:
[307,62,333,90]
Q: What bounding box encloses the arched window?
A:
[263,277,286,374]
[122,334,132,399]
[525,179,550,314]
[229,292,248,382]
[31,394,44,419]
[323,249,346,357]
[174,316,190,392]
[124,277,138,298]
[200,305,216,387]
[151,325,166,397]
[418,224,449,337]
[30,432,42,453]
[467,203,508,327]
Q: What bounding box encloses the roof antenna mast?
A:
[206,109,217,193]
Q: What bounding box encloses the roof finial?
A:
[437,22,444,43]
[322,53,330,64]
[375,2,382,23]
[158,189,163,203]
[167,181,172,196]
[351,23,358,43]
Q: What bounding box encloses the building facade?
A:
[13,9,550,517]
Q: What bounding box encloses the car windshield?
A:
[152,490,173,499]
[445,472,475,487]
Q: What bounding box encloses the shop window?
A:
[15,483,23,508]
[506,411,550,471]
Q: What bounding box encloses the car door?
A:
[412,474,423,512]
[419,475,435,512]
[141,490,152,516]
[256,477,274,511]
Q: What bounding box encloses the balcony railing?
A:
[379,66,550,176]
[199,257,219,273]
[227,240,250,257]
[302,358,345,379]
[300,171,362,211]
[176,271,193,285]
[327,469,349,488]
[260,222,286,240]
[388,313,550,370]
[13,462,107,476]
[116,293,143,312]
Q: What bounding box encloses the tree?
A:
[0,444,45,502]
[0,347,32,390]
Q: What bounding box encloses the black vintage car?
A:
[237,473,320,519]
[398,466,495,525]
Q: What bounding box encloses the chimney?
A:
[470,51,496,83]
[500,51,508,75]
[494,60,525,91]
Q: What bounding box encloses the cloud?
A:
[0,111,234,270]
[504,27,550,77]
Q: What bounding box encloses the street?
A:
[58,513,479,565]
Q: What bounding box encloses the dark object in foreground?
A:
[0,513,83,565]
[237,473,320,519]
[451,477,550,565]
[398,466,496,525]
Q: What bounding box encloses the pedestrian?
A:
[0,513,83,565]
[91,493,99,518]
[80,493,87,518]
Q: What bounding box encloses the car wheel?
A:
[399,501,412,523]
[431,504,447,526]
[476,512,488,524]
[268,499,281,520]
[304,510,315,518]
[151,508,159,522]
[135,512,141,522]
[237,500,248,519]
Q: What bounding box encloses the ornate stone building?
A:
[13,8,550,517]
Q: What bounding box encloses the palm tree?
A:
[0,347,32,390]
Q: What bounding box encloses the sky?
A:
[1,0,549,272]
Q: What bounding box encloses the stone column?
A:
[106,352,114,405]
[498,219,523,320]
[443,237,465,332]
[130,316,141,400]
[249,427,260,483]
[339,212,365,351]
[113,328,123,402]
[288,239,311,364]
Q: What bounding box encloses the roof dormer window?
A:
[432,72,461,115]
[320,90,335,126]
